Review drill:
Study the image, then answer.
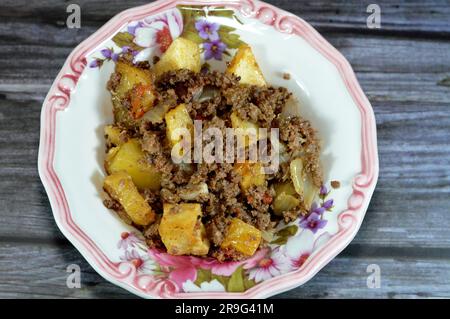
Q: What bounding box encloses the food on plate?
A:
[103,172,156,226]
[226,44,266,86]
[154,37,201,77]
[221,218,262,257]
[159,203,210,256]
[105,139,161,190]
[102,38,323,261]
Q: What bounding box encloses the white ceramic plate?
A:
[38,0,378,298]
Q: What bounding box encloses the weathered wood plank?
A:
[0,0,449,34]
[0,242,134,298]
[1,242,449,298]
[2,28,450,85]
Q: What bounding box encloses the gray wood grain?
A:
[1,0,449,34]
[0,0,450,299]
[2,242,450,299]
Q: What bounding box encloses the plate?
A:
[38,0,378,298]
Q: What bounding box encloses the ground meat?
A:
[104,65,324,261]
[210,247,246,263]
[160,188,181,204]
[205,214,229,246]
[189,94,221,119]
[222,85,252,109]
[235,103,261,123]
[279,116,323,186]
[331,180,341,189]
[103,198,132,225]
[142,189,163,214]
[141,131,164,156]
[245,185,275,214]
[251,86,291,127]
[144,215,163,249]
[107,72,121,92]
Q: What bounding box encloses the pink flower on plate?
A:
[200,248,268,276]
[132,9,183,62]
[117,231,143,250]
[148,248,269,289]
[120,249,156,274]
[286,230,331,268]
[247,249,291,283]
[148,250,197,288]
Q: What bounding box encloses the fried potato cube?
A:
[221,218,262,256]
[105,139,161,190]
[159,203,210,256]
[104,125,125,146]
[165,103,193,147]
[230,111,260,147]
[226,44,266,86]
[103,172,155,226]
[129,83,157,119]
[234,162,266,191]
[154,38,201,77]
[114,61,154,99]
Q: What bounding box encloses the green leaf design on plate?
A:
[276,224,298,237]
[181,26,204,44]
[218,25,236,33]
[270,224,298,245]
[112,32,144,51]
[177,5,207,20]
[194,268,212,286]
[177,5,207,44]
[194,268,231,289]
[243,276,257,290]
[193,266,255,292]
[219,26,244,49]
[211,274,229,288]
[227,266,246,292]
[208,6,235,19]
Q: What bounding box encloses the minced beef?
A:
[104,59,323,261]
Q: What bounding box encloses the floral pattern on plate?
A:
[116,182,336,293]
[90,5,246,69]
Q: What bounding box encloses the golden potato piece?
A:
[226,44,266,86]
[129,83,157,119]
[159,203,210,256]
[103,172,155,226]
[221,218,262,256]
[165,103,193,148]
[234,162,266,191]
[154,38,201,77]
[230,111,260,147]
[105,139,161,190]
[104,125,125,146]
[114,61,154,99]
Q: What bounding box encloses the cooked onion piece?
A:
[290,158,319,209]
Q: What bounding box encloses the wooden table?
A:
[1,0,449,298]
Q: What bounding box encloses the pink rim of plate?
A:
[38,0,379,299]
